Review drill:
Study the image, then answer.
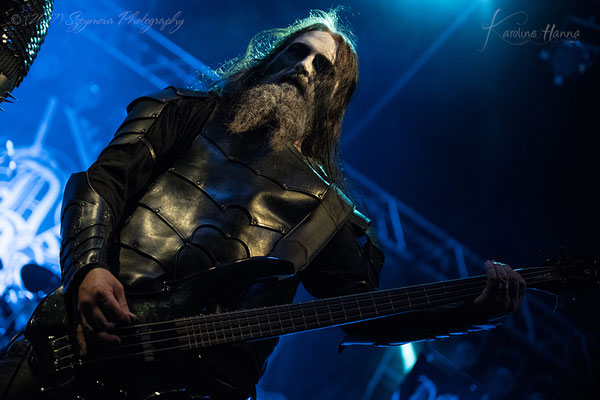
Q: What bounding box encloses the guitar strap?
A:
[269,185,355,274]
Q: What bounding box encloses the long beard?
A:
[226,82,313,151]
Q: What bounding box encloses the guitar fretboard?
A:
[157,275,488,348]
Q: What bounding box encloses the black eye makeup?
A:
[284,43,310,60]
[278,42,335,76]
[313,54,334,75]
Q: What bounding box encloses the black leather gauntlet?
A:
[59,171,114,294]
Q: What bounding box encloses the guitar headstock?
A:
[523,252,599,296]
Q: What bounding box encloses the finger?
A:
[79,312,94,334]
[495,262,510,284]
[507,272,520,311]
[499,264,518,311]
[485,260,499,281]
[99,290,133,323]
[89,307,116,331]
[76,323,87,356]
[484,260,500,293]
[112,284,137,320]
[517,274,526,307]
[96,331,121,345]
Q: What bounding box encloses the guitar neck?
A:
[169,267,556,347]
[170,275,485,347]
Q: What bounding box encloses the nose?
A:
[293,56,313,77]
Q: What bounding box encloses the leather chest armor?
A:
[115,111,338,290]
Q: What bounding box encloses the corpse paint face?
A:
[262,30,338,98]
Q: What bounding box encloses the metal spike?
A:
[6,92,16,100]
[0,97,14,104]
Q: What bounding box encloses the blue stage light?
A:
[400,343,417,373]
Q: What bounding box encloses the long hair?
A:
[208,9,359,190]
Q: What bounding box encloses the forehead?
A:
[290,30,338,64]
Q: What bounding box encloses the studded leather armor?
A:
[115,111,354,290]
[59,87,360,293]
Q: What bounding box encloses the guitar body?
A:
[24,257,295,399]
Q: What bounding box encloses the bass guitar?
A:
[24,255,598,399]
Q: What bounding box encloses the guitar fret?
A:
[325,301,334,324]
[340,299,348,320]
[423,285,431,306]
[193,318,200,349]
[218,316,226,344]
[387,291,396,311]
[370,293,379,316]
[276,305,285,334]
[184,318,191,349]
[221,315,229,344]
[196,318,205,347]
[236,312,244,341]
[299,305,308,328]
[188,317,194,349]
[402,288,411,310]
[312,301,321,326]
[354,295,363,319]
[227,316,235,342]
[261,306,270,337]
[209,316,217,345]
[286,304,295,331]
[213,315,220,344]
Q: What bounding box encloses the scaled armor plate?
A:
[115,107,347,291]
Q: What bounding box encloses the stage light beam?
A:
[400,343,417,373]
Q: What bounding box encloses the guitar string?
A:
[50,267,555,356]
[61,284,486,368]
[111,266,548,338]
[54,274,555,367]
[50,273,489,351]
[116,265,568,333]
[52,273,493,352]
[49,265,559,358]
[104,266,554,340]
[109,274,547,350]
[53,280,486,362]
[116,278,487,340]
[59,275,556,369]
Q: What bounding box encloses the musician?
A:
[1,10,525,400]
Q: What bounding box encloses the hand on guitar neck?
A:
[469,260,527,322]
